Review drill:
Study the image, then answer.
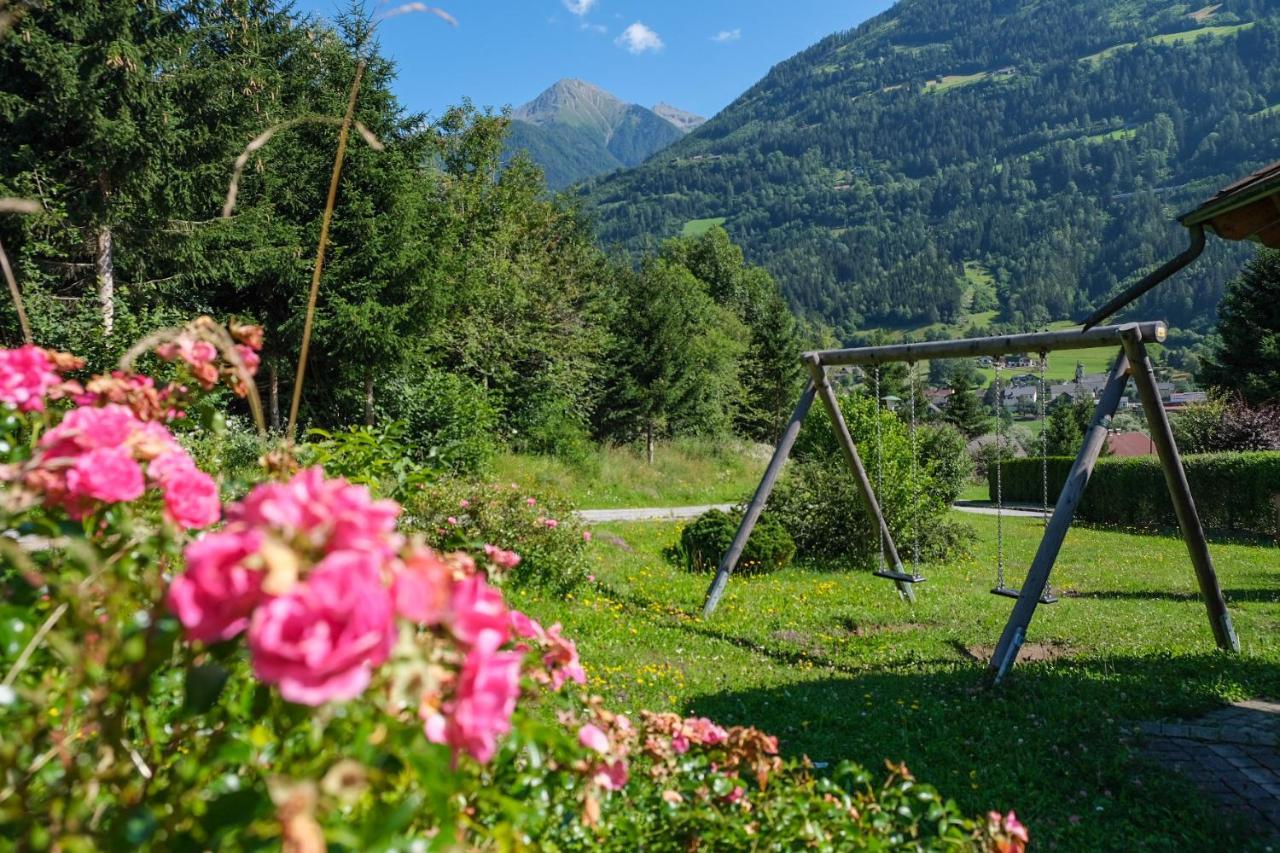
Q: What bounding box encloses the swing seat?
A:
[990,586,1058,604]
[875,569,927,584]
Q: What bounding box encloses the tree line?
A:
[0,1,802,466]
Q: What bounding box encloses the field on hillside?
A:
[510,513,1280,850]
[859,318,1167,385]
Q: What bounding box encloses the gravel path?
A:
[576,501,1045,523]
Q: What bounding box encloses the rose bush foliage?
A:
[0,332,1026,850]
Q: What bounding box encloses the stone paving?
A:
[1141,700,1280,839]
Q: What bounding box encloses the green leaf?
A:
[183,663,230,715]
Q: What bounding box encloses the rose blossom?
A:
[579,724,610,755]
[449,574,509,652]
[248,551,395,705]
[65,446,145,504]
[0,345,62,412]
[542,623,586,691]
[168,530,266,643]
[423,646,523,763]
[149,451,221,528]
[392,547,453,625]
[482,543,521,570]
[232,467,401,560]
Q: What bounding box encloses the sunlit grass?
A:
[511,513,1280,849]
[492,438,766,509]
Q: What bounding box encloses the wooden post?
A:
[703,379,817,617]
[1120,327,1239,654]
[988,348,1130,683]
[806,357,916,602]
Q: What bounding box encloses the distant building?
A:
[1108,431,1156,457]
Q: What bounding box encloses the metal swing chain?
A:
[909,362,921,577]
[1039,351,1050,528]
[994,359,1006,591]
[874,365,885,572]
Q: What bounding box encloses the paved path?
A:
[1141,700,1280,837]
[577,502,1045,523]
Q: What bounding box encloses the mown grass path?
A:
[509,513,1280,850]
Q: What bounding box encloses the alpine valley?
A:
[578,0,1280,338]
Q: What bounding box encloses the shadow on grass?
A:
[1072,588,1280,604]
[688,654,1280,850]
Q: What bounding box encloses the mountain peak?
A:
[653,102,707,133]
[513,79,625,129]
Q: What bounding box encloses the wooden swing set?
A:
[700,321,1240,684]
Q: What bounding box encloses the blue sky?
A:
[293,0,894,120]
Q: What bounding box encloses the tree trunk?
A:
[95,225,114,336]
[646,420,655,466]
[268,361,281,433]
[363,367,375,427]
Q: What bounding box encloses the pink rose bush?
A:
[0,344,78,412]
[5,330,1029,851]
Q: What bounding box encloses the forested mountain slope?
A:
[506,79,698,189]
[580,0,1280,337]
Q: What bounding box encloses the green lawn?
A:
[492,438,765,509]
[511,513,1280,850]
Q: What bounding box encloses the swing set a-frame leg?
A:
[806,357,917,603]
[988,348,1131,684]
[703,379,818,617]
[1120,327,1239,655]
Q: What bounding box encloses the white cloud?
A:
[563,0,597,16]
[581,21,608,34]
[712,28,741,43]
[615,21,663,54]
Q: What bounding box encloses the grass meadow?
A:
[510,512,1280,850]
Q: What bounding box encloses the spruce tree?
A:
[1200,248,1280,406]
[0,0,187,340]
[943,374,989,438]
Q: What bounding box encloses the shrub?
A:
[991,452,1280,539]
[404,478,591,591]
[669,508,795,575]
[919,422,974,506]
[771,393,975,567]
[377,366,500,474]
[303,420,436,503]
[1171,397,1280,453]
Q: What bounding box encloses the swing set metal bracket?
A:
[700,321,1238,685]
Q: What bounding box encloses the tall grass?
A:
[493,438,770,509]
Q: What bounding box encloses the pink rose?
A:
[162,466,221,529]
[592,759,628,791]
[234,344,261,374]
[542,623,586,691]
[0,345,61,413]
[582,530,592,542]
[544,518,558,529]
[423,646,522,763]
[482,544,521,570]
[65,446,145,504]
[169,530,266,643]
[687,717,729,746]
[449,574,509,652]
[525,497,536,506]
[508,609,546,643]
[579,723,610,755]
[392,548,453,625]
[232,468,401,560]
[248,552,395,705]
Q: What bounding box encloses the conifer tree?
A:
[1200,248,1280,406]
[943,373,989,438]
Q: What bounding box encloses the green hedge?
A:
[988,452,1280,539]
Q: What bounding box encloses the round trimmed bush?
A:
[671,508,795,575]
